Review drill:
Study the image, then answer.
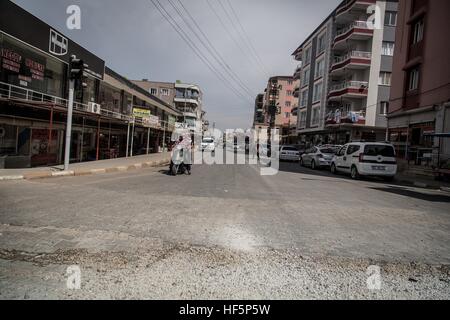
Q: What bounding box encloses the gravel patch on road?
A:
[1,245,449,300]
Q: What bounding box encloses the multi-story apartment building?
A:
[261,76,299,144]
[131,80,175,107]
[292,0,398,145]
[133,80,204,132]
[253,93,265,127]
[0,0,181,168]
[387,0,450,164]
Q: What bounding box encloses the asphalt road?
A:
[1,155,449,299]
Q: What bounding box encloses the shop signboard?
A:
[132,108,151,118]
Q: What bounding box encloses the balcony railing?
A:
[325,110,366,125]
[329,80,368,92]
[0,81,132,122]
[336,21,372,37]
[336,0,376,16]
[333,50,371,64]
[331,51,372,73]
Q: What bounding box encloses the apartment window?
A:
[315,58,324,79]
[317,32,326,54]
[379,72,392,86]
[304,47,312,65]
[286,90,293,96]
[313,82,323,102]
[285,101,291,107]
[287,80,293,85]
[408,67,420,91]
[311,106,320,126]
[300,90,309,107]
[385,11,397,26]
[150,88,158,95]
[160,88,170,96]
[382,42,395,56]
[299,111,307,128]
[412,19,424,44]
[285,112,290,118]
[301,68,310,87]
[380,101,389,115]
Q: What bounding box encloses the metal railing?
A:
[335,21,372,37]
[329,80,369,92]
[333,51,372,64]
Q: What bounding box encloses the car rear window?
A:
[320,148,336,154]
[364,145,395,157]
[283,147,298,151]
[203,139,214,143]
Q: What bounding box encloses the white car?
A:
[279,145,301,161]
[331,142,397,181]
[201,137,216,152]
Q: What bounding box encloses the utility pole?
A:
[64,55,87,171]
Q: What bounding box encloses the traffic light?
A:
[69,55,89,83]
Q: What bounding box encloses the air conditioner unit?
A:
[88,102,101,114]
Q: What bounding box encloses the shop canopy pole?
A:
[126,121,130,158]
[47,104,54,156]
[96,117,101,161]
[146,127,150,155]
[130,118,135,157]
[162,121,166,152]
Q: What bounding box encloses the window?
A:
[313,82,323,102]
[299,111,307,128]
[286,90,292,96]
[311,106,320,126]
[315,58,324,79]
[304,47,312,65]
[285,112,290,118]
[385,11,397,26]
[380,101,389,115]
[300,90,309,107]
[412,19,424,44]
[317,32,326,54]
[346,145,361,155]
[301,68,310,87]
[287,80,293,85]
[382,42,395,56]
[408,67,420,91]
[285,101,291,107]
[160,88,170,96]
[150,88,157,95]
[379,72,392,86]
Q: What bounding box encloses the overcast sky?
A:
[13,0,340,130]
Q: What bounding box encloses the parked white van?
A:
[331,142,397,181]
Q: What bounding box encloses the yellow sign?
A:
[132,108,151,118]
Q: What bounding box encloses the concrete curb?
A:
[0,158,171,182]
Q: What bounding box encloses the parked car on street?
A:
[279,145,301,161]
[330,142,397,181]
[300,145,339,169]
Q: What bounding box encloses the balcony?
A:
[335,0,377,23]
[328,80,368,101]
[333,21,373,50]
[293,64,302,80]
[293,86,300,98]
[330,51,371,76]
[325,110,366,126]
[291,106,298,116]
[293,47,302,61]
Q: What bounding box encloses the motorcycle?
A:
[169,144,191,176]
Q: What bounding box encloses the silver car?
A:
[279,145,301,161]
[300,146,339,169]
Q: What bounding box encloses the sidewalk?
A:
[395,172,450,191]
[0,153,171,181]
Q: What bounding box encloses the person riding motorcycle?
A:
[170,134,192,175]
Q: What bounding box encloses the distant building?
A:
[131,80,175,107]
[387,0,450,165]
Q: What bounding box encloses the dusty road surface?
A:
[1,159,449,299]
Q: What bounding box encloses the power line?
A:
[149,0,252,104]
[205,0,266,79]
[216,0,268,77]
[225,0,270,75]
[167,0,255,100]
[175,0,257,99]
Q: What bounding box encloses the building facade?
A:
[0,0,180,168]
[292,0,398,145]
[131,80,175,107]
[387,0,450,164]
